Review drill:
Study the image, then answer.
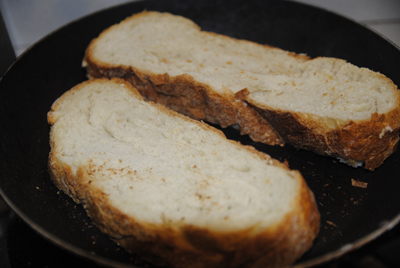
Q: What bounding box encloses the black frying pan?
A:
[1,0,400,267]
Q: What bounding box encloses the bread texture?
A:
[83,11,400,171]
[47,78,319,268]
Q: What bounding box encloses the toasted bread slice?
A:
[83,11,400,170]
[48,78,319,268]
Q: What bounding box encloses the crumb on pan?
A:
[351,179,368,188]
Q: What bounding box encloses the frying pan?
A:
[1,0,400,267]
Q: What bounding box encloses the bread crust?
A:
[236,88,400,171]
[48,149,319,268]
[84,58,400,170]
[47,78,320,268]
[83,11,400,170]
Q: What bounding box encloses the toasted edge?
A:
[237,86,400,171]
[83,11,400,170]
[48,77,320,268]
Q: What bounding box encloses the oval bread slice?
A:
[83,11,400,170]
[48,78,319,268]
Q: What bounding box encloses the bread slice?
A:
[83,11,400,171]
[47,78,319,268]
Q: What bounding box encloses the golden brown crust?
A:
[47,78,319,267]
[83,11,400,171]
[244,97,400,171]
[48,154,319,268]
[84,54,400,171]
[48,152,84,205]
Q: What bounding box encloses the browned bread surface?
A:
[48,78,320,268]
[83,11,400,170]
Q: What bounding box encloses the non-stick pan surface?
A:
[1,0,400,267]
